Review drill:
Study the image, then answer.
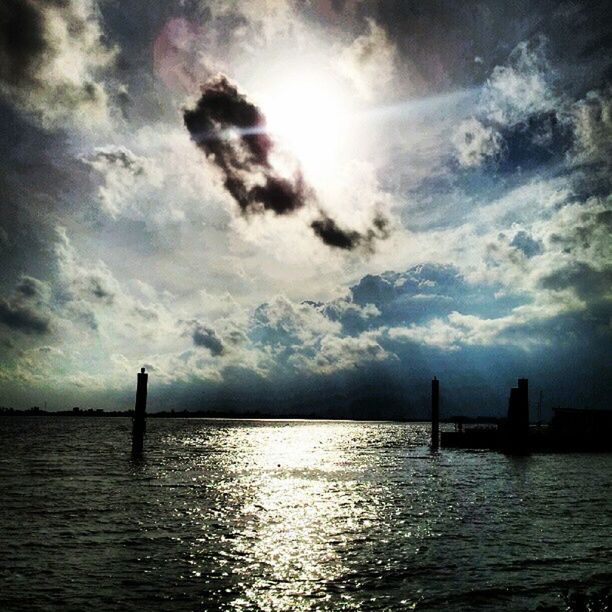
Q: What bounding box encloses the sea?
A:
[0,417,610,611]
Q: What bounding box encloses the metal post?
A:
[131,367,148,457]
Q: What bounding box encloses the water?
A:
[0,417,610,611]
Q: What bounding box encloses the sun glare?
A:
[257,70,356,183]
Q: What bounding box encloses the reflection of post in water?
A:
[132,367,148,457]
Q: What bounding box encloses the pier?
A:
[437,377,612,453]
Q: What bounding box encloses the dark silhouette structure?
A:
[441,376,612,452]
[506,378,529,451]
[548,407,612,450]
[131,367,148,457]
[431,377,439,449]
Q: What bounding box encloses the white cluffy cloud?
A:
[452,117,503,167]
[336,18,398,101]
[452,36,565,167]
[480,36,560,127]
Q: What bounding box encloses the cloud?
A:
[16,276,48,299]
[452,36,574,171]
[0,276,52,335]
[290,331,395,375]
[336,18,397,101]
[184,73,390,250]
[571,88,612,166]
[312,212,389,252]
[83,145,159,218]
[153,18,213,96]
[510,230,542,258]
[0,0,117,128]
[452,117,503,167]
[89,146,145,175]
[310,214,361,250]
[55,226,120,307]
[480,36,559,127]
[189,322,225,356]
[53,227,179,346]
[541,262,611,302]
[251,296,340,347]
[183,74,303,214]
[205,0,295,45]
[349,264,470,323]
[386,295,583,352]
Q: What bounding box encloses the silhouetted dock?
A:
[436,378,612,453]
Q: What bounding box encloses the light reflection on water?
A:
[1,418,611,611]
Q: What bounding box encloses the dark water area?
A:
[0,417,610,611]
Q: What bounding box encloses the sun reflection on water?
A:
[229,423,364,610]
[156,421,436,609]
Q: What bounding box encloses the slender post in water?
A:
[431,376,440,449]
[131,367,148,457]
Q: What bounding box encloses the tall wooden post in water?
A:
[431,377,440,449]
[132,367,148,457]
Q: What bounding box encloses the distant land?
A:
[0,405,502,423]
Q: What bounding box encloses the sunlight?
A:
[256,68,356,183]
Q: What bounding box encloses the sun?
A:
[255,68,357,183]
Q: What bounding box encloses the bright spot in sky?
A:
[257,70,357,183]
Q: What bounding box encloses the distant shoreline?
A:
[0,408,499,424]
[0,409,425,422]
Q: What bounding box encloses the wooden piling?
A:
[131,367,148,457]
[431,377,440,449]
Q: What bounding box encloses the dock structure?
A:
[507,378,529,451]
[439,376,612,453]
[431,377,439,449]
[131,367,148,457]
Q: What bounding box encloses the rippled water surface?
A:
[1,417,611,611]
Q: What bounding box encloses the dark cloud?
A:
[15,275,46,298]
[311,211,389,251]
[311,215,361,250]
[0,300,50,334]
[191,323,225,356]
[184,74,389,250]
[0,0,47,87]
[0,275,52,335]
[335,1,612,98]
[135,306,158,321]
[541,262,612,302]
[549,207,612,253]
[0,0,113,125]
[183,74,307,216]
[348,263,521,327]
[496,111,574,173]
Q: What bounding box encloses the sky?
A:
[0,0,610,417]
